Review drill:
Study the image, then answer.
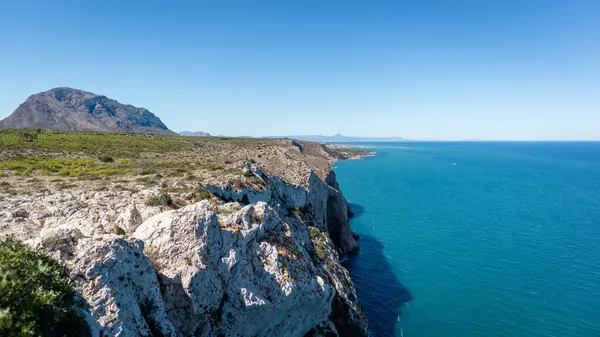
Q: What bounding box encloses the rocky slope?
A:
[0,136,369,336]
[0,88,176,135]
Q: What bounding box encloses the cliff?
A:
[0,131,369,336]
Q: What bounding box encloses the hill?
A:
[0,87,176,135]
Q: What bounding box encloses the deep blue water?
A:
[336,142,600,337]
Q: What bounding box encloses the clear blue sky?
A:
[1,0,598,140]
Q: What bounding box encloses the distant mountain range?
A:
[0,89,408,142]
[177,133,404,142]
[265,134,406,142]
[179,131,211,137]
[0,87,177,135]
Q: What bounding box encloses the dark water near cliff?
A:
[336,142,600,337]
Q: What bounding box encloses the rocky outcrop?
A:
[132,201,335,336]
[0,87,177,135]
[0,187,165,242]
[203,165,367,335]
[0,160,367,336]
[69,236,177,336]
[204,165,359,256]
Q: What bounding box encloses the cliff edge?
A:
[0,131,370,336]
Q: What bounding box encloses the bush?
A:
[20,132,37,143]
[98,155,114,163]
[0,237,90,336]
[146,191,173,207]
[196,187,212,200]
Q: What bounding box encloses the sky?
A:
[0,0,599,140]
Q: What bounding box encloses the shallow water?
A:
[337,142,600,337]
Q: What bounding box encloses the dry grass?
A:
[0,129,342,196]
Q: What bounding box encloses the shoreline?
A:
[326,143,377,163]
[344,152,377,160]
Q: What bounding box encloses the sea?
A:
[335,142,600,337]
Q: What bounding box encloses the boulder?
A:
[114,204,143,233]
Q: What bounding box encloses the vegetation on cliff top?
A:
[0,129,282,184]
[0,129,365,199]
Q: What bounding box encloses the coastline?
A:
[324,143,377,162]
[343,152,376,161]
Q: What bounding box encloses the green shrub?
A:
[98,155,114,163]
[196,187,212,200]
[0,237,90,336]
[146,191,173,207]
[19,131,38,143]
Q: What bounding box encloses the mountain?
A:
[267,134,406,142]
[180,131,211,137]
[0,87,177,135]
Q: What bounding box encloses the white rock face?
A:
[69,236,177,337]
[133,201,335,336]
[114,203,143,233]
[0,188,163,242]
[0,164,367,336]
[204,169,367,336]
[204,170,359,255]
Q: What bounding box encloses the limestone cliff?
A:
[202,165,366,336]
[0,138,368,336]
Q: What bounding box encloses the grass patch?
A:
[309,226,329,261]
[183,187,212,203]
[114,184,139,193]
[146,191,173,207]
[219,204,243,216]
[135,176,156,187]
[56,183,78,190]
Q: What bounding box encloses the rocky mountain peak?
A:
[0,87,176,135]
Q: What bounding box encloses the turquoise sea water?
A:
[336,142,600,337]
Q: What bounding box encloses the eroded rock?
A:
[133,201,335,336]
[69,236,177,337]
